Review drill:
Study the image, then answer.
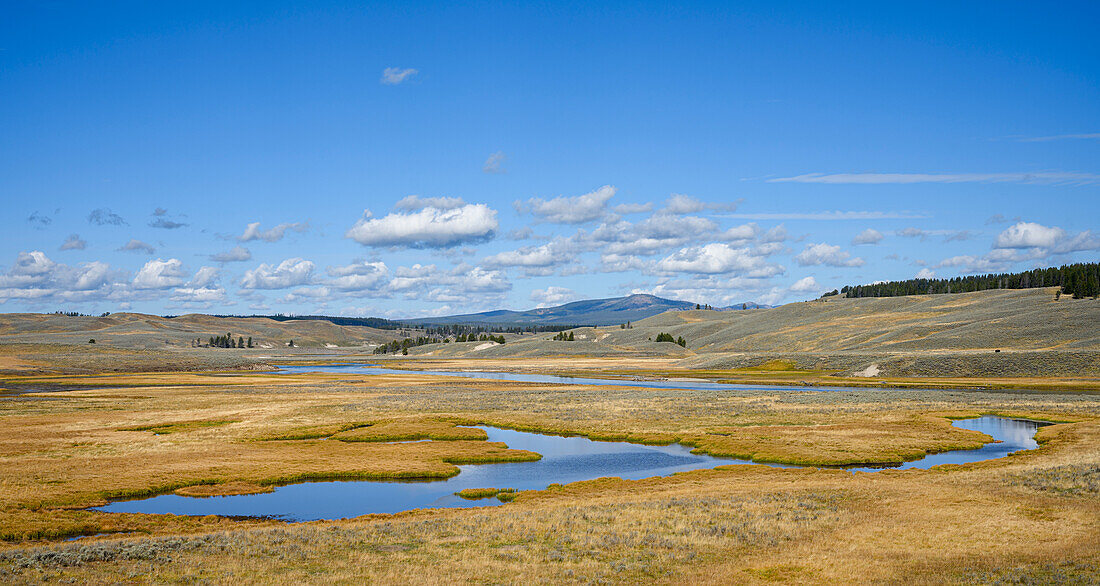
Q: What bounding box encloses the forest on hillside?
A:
[840,262,1100,299]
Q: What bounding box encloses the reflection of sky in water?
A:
[95,417,1043,522]
[273,363,861,392]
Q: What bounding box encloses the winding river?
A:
[94,416,1045,522]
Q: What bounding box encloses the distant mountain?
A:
[400,294,768,326]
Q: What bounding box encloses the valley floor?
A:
[1,349,1098,583]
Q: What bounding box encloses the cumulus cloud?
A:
[209,246,252,263]
[852,228,884,245]
[484,244,557,268]
[769,172,1100,185]
[345,204,498,248]
[721,223,759,242]
[118,239,156,255]
[658,243,784,276]
[916,268,935,279]
[133,258,187,289]
[88,208,127,226]
[238,222,307,243]
[993,222,1099,254]
[393,195,466,211]
[240,258,315,290]
[789,276,820,293]
[530,286,579,307]
[522,185,616,224]
[387,263,511,302]
[584,214,718,256]
[0,252,124,304]
[993,222,1067,249]
[381,67,418,85]
[760,224,788,243]
[612,202,653,215]
[60,234,87,251]
[794,243,865,267]
[169,266,226,306]
[483,151,506,174]
[326,260,390,292]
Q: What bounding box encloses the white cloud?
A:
[0,252,124,305]
[523,185,616,224]
[794,243,865,267]
[483,151,506,174]
[658,243,784,276]
[664,194,706,214]
[346,204,498,248]
[484,241,568,269]
[326,260,390,292]
[663,194,738,214]
[916,268,935,279]
[768,172,1100,185]
[530,286,579,307]
[761,224,788,243]
[721,223,759,242]
[170,286,228,306]
[238,222,307,243]
[993,222,1067,249]
[188,266,220,288]
[133,258,187,289]
[789,276,819,293]
[612,202,653,215]
[240,258,315,290]
[992,221,1100,255]
[381,67,417,85]
[852,228,884,245]
[210,246,252,263]
[387,263,511,302]
[60,234,86,251]
[118,239,155,255]
[393,195,466,211]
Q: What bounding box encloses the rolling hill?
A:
[400,294,765,326]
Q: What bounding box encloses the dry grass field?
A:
[1,290,1098,583]
[1,358,1099,584]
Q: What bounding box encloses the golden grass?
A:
[1,357,1099,582]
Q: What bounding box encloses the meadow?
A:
[1,347,1099,583]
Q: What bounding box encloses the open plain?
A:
[1,290,1099,584]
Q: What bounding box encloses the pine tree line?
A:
[842,263,1100,300]
[203,333,253,348]
[654,332,687,347]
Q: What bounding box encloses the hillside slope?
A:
[401,294,701,326]
[405,288,1100,377]
[0,312,395,350]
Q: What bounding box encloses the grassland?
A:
[1,356,1099,583]
[1,290,1098,583]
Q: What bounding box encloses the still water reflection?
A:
[94,417,1043,522]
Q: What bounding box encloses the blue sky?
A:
[3,1,1098,317]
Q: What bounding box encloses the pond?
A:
[93,416,1044,522]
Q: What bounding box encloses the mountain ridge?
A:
[399,294,768,326]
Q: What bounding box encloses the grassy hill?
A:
[403,288,1100,377]
[0,312,397,350]
[402,294,708,326]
